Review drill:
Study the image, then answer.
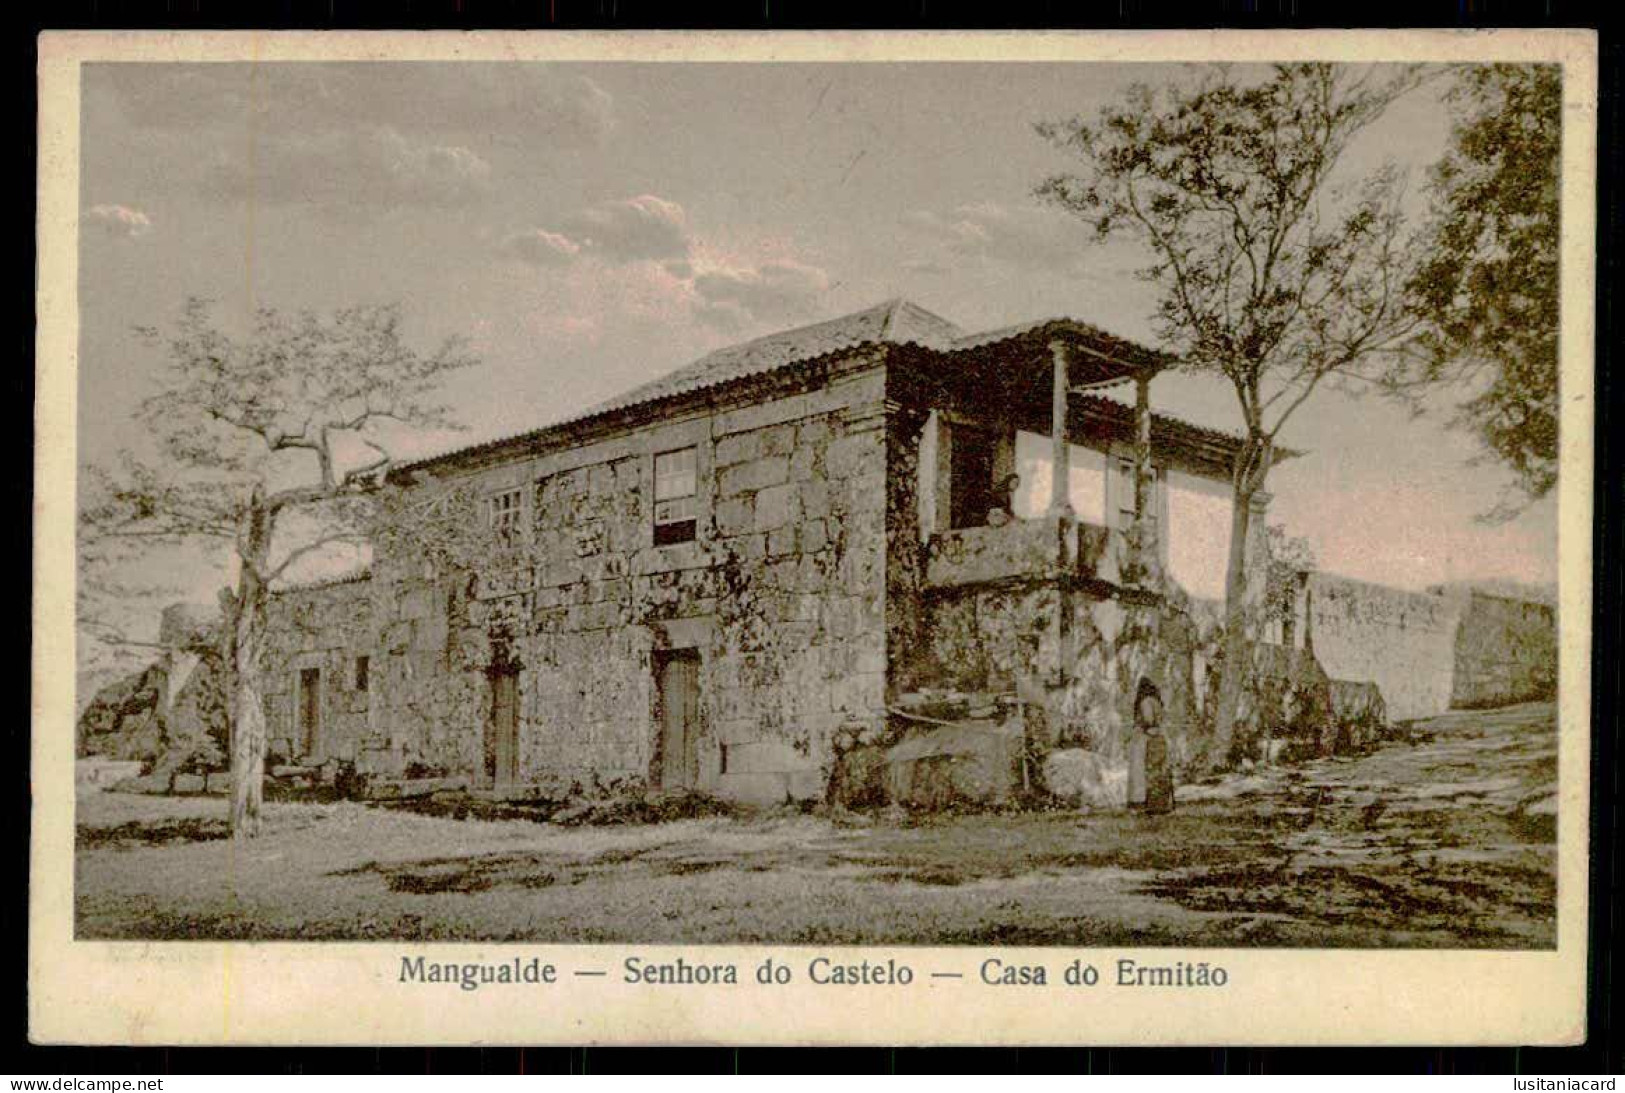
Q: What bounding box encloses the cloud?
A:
[504,194,694,266]
[501,229,581,266]
[204,127,492,208]
[902,201,1087,271]
[495,191,827,333]
[559,195,693,262]
[85,203,152,238]
[690,258,831,330]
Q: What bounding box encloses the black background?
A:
[10,1,1621,1075]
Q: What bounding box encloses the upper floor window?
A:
[487,487,525,544]
[653,447,698,546]
[1114,457,1159,535]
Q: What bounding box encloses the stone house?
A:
[259,300,1280,802]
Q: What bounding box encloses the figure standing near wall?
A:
[1128,677,1174,814]
[986,473,1021,528]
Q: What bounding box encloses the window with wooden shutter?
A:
[653,447,698,545]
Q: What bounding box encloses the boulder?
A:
[111,772,173,795]
[884,720,1023,809]
[76,758,144,790]
[77,647,228,771]
[1042,748,1128,809]
[1328,679,1388,750]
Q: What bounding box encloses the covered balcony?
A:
[895,317,1296,608]
[898,318,1175,602]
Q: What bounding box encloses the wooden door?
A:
[298,667,321,759]
[489,669,520,785]
[658,651,701,790]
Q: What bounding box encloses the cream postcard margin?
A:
[32,28,1597,1046]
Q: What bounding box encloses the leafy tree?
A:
[80,300,477,837]
[1036,63,1425,762]
[1394,64,1561,510]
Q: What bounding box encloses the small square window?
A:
[354,655,370,692]
[654,448,698,545]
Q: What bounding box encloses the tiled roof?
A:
[586,299,965,417]
[396,300,1226,475]
[1074,394,1301,470]
[949,316,1174,375]
[398,300,968,473]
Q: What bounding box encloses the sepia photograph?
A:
[32,29,1596,1046]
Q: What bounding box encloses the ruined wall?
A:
[366,354,893,801]
[1450,591,1557,708]
[1301,573,1458,722]
[261,576,377,765]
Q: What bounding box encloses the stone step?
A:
[362,776,470,801]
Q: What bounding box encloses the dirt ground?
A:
[73,701,1558,947]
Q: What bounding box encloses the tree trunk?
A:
[1211,440,1270,767]
[230,488,272,840]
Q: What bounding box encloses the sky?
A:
[77,60,1559,601]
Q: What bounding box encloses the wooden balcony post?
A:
[1132,370,1155,583]
[1049,339,1072,519]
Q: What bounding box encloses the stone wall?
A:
[1450,591,1557,708]
[1298,574,1556,721]
[261,576,378,767]
[1299,574,1458,723]
[908,502,1218,772]
[360,353,894,802]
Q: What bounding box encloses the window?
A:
[1111,454,1163,548]
[654,447,698,545]
[354,655,370,692]
[1114,457,1158,534]
[1114,457,1135,530]
[487,488,524,543]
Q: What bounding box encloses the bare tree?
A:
[1036,63,1426,762]
[80,299,477,837]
